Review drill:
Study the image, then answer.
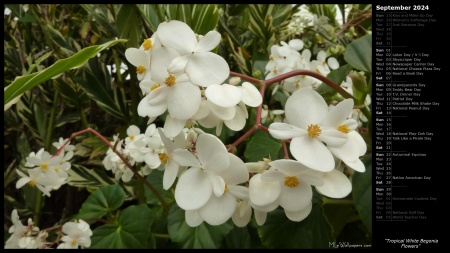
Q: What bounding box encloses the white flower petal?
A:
[205,84,242,107]
[199,193,236,226]
[175,167,212,210]
[185,210,204,227]
[248,174,281,206]
[241,82,262,107]
[16,177,31,189]
[232,201,252,227]
[250,200,279,213]
[349,131,367,156]
[127,125,140,136]
[186,53,230,87]
[125,48,149,68]
[260,170,284,182]
[196,133,230,173]
[268,122,307,140]
[227,185,249,200]
[284,201,312,222]
[327,57,339,70]
[317,50,327,62]
[288,39,304,51]
[254,209,267,226]
[328,135,360,162]
[208,173,226,197]
[196,31,221,52]
[167,82,201,120]
[173,149,201,168]
[224,106,246,131]
[146,85,169,105]
[150,47,179,82]
[192,100,210,120]
[164,115,186,138]
[322,99,354,127]
[318,128,348,146]
[285,88,329,129]
[290,136,335,172]
[207,100,236,121]
[316,169,352,198]
[221,154,249,185]
[157,20,197,54]
[269,159,311,176]
[163,159,179,190]
[167,55,191,74]
[279,181,312,212]
[344,159,366,173]
[197,112,220,128]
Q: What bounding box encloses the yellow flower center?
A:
[224,184,229,193]
[338,125,350,134]
[71,239,77,245]
[28,180,36,187]
[307,124,321,138]
[143,39,153,51]
[40,163,48,171]
[136,65,146,75]
[165,74,176,87]
[284,176,300,188]
[273,68,278,74]
[150,83,160,91]
[269,55,274,61]
[295,82,301,89]
[130,135,135,141]
[159,153,169,164]
[54,167,60,173]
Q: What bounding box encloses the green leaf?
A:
[144,169,174,206]
[75,58,128,121]
[344,34,372,73]
[225,223,265,249]
[323,203,358,239]
[352,155,372,233]
[4,39,127,109]
[190,5,220,35]
[244,131,282,162]
[258,204,334,248]
[90,204,154,249]
[315,64,353,102]
[138,4,165,32]
[76,184,126,220]
[167,204,234,249]
[116,5,142,48]
[67,164,116,188]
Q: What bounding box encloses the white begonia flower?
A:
[261,160,324,213]
[322,99,367,172]
[157,128,186,190]
[311,50,339,76]
[24,148,45,167]
[125,125,144,144]
[138,71,201,121]
[53,137,75,152]
[190,153,249,226]
[57,219,92,249]
[5,210,49,249]
[268,88,348,172]
[125,47,151,81]
[284,201,313,222]
[16,168,58,197]
[197,101,248,136]
[173,133,230,210]
[157,20,230,87]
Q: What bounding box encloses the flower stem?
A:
[54,128,169,212]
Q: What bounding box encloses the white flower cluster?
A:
[15,138,75,196]
[125,20,262,138]
[265,39,339,93]
[4,209,92,249]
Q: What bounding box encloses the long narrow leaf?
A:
[4,39,127,109]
